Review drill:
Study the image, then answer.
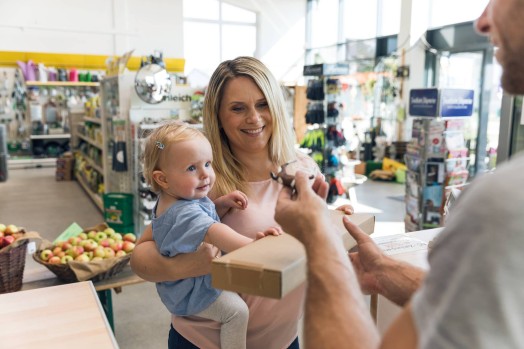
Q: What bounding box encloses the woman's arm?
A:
[130,224,219,282]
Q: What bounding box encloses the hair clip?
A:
[155,141,165,150]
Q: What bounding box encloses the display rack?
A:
[302,63,350,202]
[404,119,470,231]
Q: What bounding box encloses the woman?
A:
[131,56,352,349]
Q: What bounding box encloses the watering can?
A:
[16,60,37,81]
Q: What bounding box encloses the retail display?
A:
[404,118,470,231]
[303,63,350,203]
[33,223,135,283]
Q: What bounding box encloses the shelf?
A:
[30,134,71,140]
[76,173,103,212]
[79,151,104,174]
[8,157,56,169]
[26,81,100,87]
[78,134,103,150]
[84,117,102,124]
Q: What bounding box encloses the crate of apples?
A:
[0,223,25,251]
[33,224,137,283]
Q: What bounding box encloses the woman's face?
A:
[218,76,273,156]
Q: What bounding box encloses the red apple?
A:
[93,246,106,258]
[52,246,62,255]
[0,231,4,238]
[61,242,72,251]
[66,246,84,258]
[78,232,88,240]
[123,233,137,243]
[68,236,81,246]
[40,249,54,261]
[48,256,61,264]
[87,231,97,240]
[122,241,135,253]
[0,237,4,247]
[115,250,127,258]
[110,241,123,252]
[99,238,111,248]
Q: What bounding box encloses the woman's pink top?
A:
[172,156,319,349]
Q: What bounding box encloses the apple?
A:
[66,246,84,258]
[110,241,123,251]
[61,255,74,264]
[103,247,116,258]
[3,235,15,247]
[0,237,4,247]
[123,233,137,243]
[0,231,4,238]
[91,256,104,262]
[112,233,123,241]
[61,242,72,251]
[87,230,97,240]
[48,256,61,264]
[68,236,81,246]
[5,224,19,235]
[0,223,6,233]
[99,238,111,248]
[75,253,91,262]
[84,239,98,252]
[78,232,88,240]
[93,246,106,258]
[104,227,116,235]
[56,251,66,258]
[95,232,107,242]
[122,241,135,253]
[115,250,127,258]
[40,249,54,261]
[52,246,63,255]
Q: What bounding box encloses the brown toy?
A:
[270,160,314,190]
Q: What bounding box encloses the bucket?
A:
[103,193,134,226]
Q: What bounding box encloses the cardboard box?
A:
[212,211,375,299]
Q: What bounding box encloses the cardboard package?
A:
[212,211,375,299]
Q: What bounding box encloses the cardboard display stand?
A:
[212,211,375,299]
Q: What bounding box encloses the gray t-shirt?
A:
[411,153,524,348]
[152,197,221,316]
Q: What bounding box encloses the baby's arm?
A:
[205,224,281,253]
[213,190,248,218]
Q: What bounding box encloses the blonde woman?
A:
[131,56,353,349]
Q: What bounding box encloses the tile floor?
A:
[1,166,406,348]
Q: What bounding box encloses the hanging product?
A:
[112,120,128,172]
[306,79,325,100]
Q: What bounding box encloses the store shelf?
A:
[76,174,103,212]
[84,117,102,124]
[30,134,71,140]
[8,157,56,169]
[79,151,104,174]
[78,133,103,150]
[26,81,100,87]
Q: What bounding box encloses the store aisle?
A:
[1,167,406,349]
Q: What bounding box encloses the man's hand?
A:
[344,217,386,295]
[275,172,330,244]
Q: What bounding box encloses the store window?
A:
[183,0,257,85]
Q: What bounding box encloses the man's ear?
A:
[152,170,169,190]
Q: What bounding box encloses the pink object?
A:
[16,60,37,81]
[69,69,78,82]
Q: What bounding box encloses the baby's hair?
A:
[142,121,206,192]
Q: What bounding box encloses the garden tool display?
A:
[112,120,128,172]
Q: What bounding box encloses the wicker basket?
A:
[33,252,131,283]
[0,240,29,294]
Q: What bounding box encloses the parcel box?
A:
[212,211,375,299]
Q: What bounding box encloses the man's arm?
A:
[275,173,379,348]
[345,220,426,306]
[130,224,219,282]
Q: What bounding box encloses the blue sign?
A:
[439,89,474,117]
[409,88,439,117]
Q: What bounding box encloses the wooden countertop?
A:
[0,281,119,348]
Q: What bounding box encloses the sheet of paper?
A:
[372,234,428,255]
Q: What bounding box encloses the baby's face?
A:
[161,137,215,200]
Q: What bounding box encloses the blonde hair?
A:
[203,56,296,196]
[142,121,206,193]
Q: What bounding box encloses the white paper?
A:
[372,234,428,255]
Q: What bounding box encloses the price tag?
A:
[27,241,37,255]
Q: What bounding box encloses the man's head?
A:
[476,0,524,94]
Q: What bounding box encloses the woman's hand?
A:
[336,204,354,215]
[254,226,283,240]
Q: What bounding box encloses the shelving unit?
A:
[26,81,100,87]
[302,63,350,203]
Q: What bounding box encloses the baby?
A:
[142,121,281,349]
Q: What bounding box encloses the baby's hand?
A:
[215,190,248,210]
[254,226,283,240]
